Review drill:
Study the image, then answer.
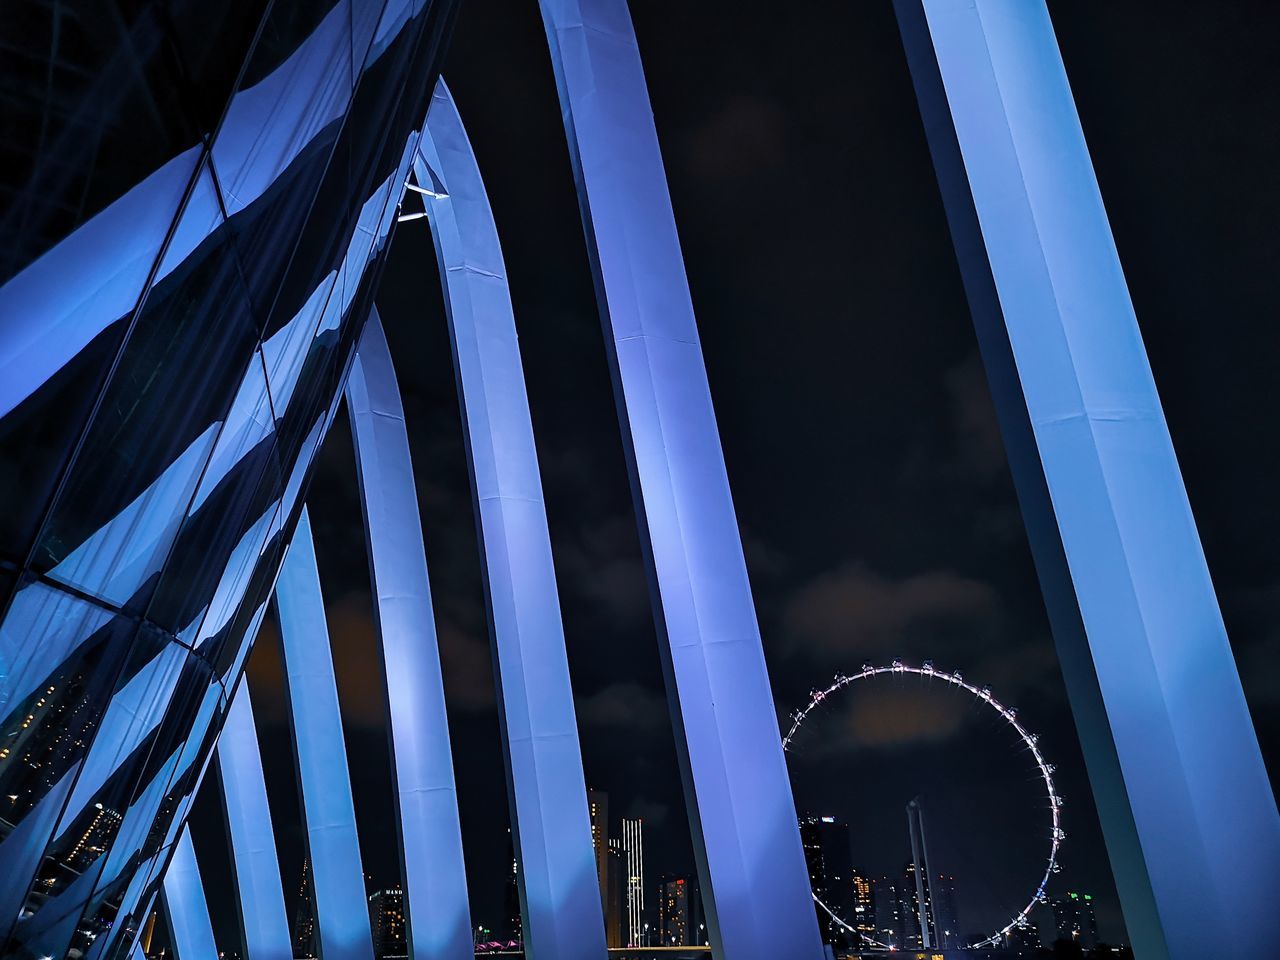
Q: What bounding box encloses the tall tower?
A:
[622,818,645,946]
[906,798,937,948]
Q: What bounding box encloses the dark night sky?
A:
[205,0,1280,951]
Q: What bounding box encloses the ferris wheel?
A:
[782,660,1064,950]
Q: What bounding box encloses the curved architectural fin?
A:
[417,80,606,960]
[218,685,292,960]
[346,310,473,960]
[537,2,824,956]
[276,507,374,960]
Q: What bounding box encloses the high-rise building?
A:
[798,816,832,940]
[63,802,124,871]
[903,860,928,948]
[1005,920,1043,954]
[369,887,407,959]
[657,875,691,946]
[604,840,624,947]
[872,877,904,949]
[622,817,645,947]
[0,2,455,956]
[504,829,522,943]
[931,874,961,948]
[1051,891,1099,949]
[850,870,876,941]
[798,814,857,943]
[818,819,855,923]
[588,789,609,913]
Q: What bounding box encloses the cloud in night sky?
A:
[686,95,788,182]
[783,563,1000,658]
[555,514,651,621]
[579,681,670,733]
[945,353,1007,480]
[438,618,497,712]
[820,683,971,751]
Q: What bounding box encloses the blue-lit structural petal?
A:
[275,507,374,960]
[163,828,219,960]
[416,81,606,960]
[893,2,1280,957]
[218,685,292,960]
[536,3,824,958]
[346,310,473,960]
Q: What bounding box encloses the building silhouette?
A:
[504,829,522,943]
[931,874,961,948]
[368,887,407,959]
[291,859,316,959]
[1004,921,1043,954]
[872,876,904,949]
[850,870,876,942]
[799,814,857,944]
[657,876,692,946]
[588,789,609,913]
[1052,892,1099,949]
[605,839,625,947]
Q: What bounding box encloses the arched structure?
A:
[274,508,373,960]
[416,82,606,960]
[538,2,826,956]
[346,310,474,960]
[1,3,1275,960]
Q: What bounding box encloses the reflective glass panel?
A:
[66,651,219,960]
[149,438,284,641]
[36,167,261,612]
[213,1,355,320]
[0,617,161,956]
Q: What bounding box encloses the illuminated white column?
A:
[162,827,219,960]
[275,508,374,960]
[893,1,1280,956]
[538,2,824,957]
[218,685,292,960]
[415,81,606,960]
[346,311,473,960]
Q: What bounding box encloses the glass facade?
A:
[0,2,456,958]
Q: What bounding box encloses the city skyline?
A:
[266,796,1118,955]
